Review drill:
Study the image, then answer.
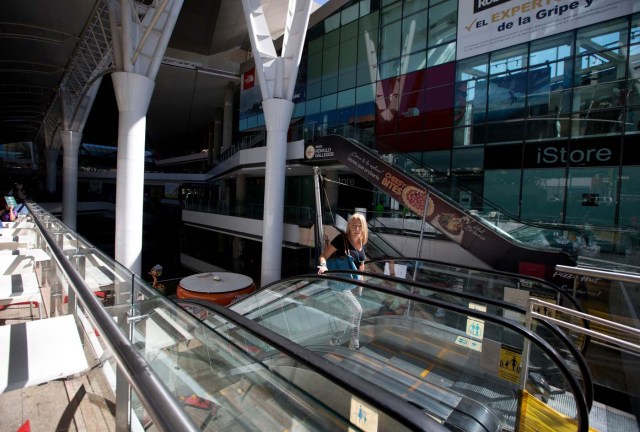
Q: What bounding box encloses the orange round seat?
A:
[177,272,255,306]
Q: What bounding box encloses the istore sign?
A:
[523,142,619,168]
[457,0,640,60]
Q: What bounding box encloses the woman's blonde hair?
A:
[346,213,368,245]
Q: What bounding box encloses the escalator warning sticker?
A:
[349,397,379,432]
[455,336,482,352]
[499,345,522,384]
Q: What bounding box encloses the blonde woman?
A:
[317,213,368,350]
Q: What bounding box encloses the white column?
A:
[45,148,59,194]
[260,98,294,286]
[111,72,155,275]
[242,0,312,286]
[60,131,82,230]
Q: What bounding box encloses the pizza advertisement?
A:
[323,138,477,246]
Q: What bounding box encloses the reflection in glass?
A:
[521,168,566,222]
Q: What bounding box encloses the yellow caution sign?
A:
[519,390,599,432]
[499,345,522,384]
[349,397,379,432]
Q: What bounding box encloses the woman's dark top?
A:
[330,233,366,267]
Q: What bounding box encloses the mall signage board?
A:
[456,0,640,60]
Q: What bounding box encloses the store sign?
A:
[523,142,619,168]
[456,0,640,60]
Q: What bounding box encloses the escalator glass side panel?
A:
[231,276,590,432]
[117,290,413,432]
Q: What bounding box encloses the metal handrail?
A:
[178,299,449,432]
[556,264,640,285]
[530,299,640,355]
[27,203,201,432]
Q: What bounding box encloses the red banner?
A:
[242,68,255,90]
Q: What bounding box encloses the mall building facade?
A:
[238,0,640,229]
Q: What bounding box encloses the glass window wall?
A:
[401,10,427,56]
[428,0,456,47]
[565,167,618,225]
[427,42,455,67]
[357,12,380,86]
[619,166,640,227]
[246,4,639,228]
[484,169,521,216]
[521,168,566,222]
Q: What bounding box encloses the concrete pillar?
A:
[233,237,243,272]
[45,148,59,194]
[236,173,246,216]
[111,72,155,275]
[221,82,234,154]
[207,121,214,166]
[260,98,294,286]
[212,108,223,161]
[29,142,38,170]
[60,130,82,230]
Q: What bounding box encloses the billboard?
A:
[457,0,640,60]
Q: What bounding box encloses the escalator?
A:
[229,274,592,431]
[306,133,578,287]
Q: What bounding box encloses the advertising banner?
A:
[457,0,640,60]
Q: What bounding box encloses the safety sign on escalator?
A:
[349,396,379,432]
[466,301,486,340]
[499,345,522,384]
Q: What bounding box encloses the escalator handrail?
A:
[261,274,591,432]
[369,255,591,344]
[324,268,594,412]
[177,298,450,432]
